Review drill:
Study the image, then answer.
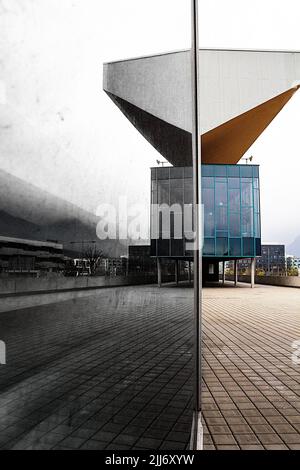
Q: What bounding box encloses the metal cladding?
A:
[103,49,300,165]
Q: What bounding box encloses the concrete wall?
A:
[0,273,189,296]
[0,275,155,296]
[226,274,300,288]
[104,49,300,135]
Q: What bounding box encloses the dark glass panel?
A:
[151,168,157,180]
[229,188,240,212]
[184,179,193,204]
[170,211,183,239]
[229,238,241,256]
[241,208,253,237]
[157,167,170,180]
[240,165,253,178]
[203,188,214,211]
[215,181,227,207]
[241,180,253,206]
[158,181,169,205]
[228,177,240,189]
[253,166,259,178]
[202,177,214,188]
[227,165,240,177]
[151,181,157,204]
[204,238,215,256]
[171,239,184,256]
[254,213,261,238]
[243,237,254,256]
[157,239,170,256]
[216,206,228,231]
[202,165,214,177]
[170,167,184,179]
[204,210,215,237]
[229,212,241,237]
[214,165,227,177]
[255,238,262,256]
[170,178,183,205]
[150,239,157,256]
[254,189,260,212]
[184,167,193,178]
[216,237,229,256]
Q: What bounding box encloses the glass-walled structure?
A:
[150,164,261,260]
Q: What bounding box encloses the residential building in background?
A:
[0,236,64,277]
[286,255,300,275]
[256,243,286,275]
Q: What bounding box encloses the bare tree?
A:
[84,246,104,276]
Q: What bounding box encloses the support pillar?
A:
[175,259,179,285]
[234,260,238,286]
[157,257,162,288]
[251,258,256,288]
[188,261,192,284]
[222,261,226,285]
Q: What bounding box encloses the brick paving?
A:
[0,286,194,450]
[0,283,300,450]
[202,283,300,450]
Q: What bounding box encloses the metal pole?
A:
[190,0,203,451]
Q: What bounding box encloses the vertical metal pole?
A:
[234,259,238,286]
[190,0,203,451]
[157,257,162,287]
[175,260,179,285]
[251,258,256,288]
[188,261,192,284]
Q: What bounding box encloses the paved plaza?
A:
[0,282,300,450]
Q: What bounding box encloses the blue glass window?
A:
[204,238,215,256]
[151,164,261,258]
[215,181,227,207]
[216,238,229,256]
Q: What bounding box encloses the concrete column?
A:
[175,260,179,285]
[251,258,256,288]
[157,257,162,288]
[188,261,192,284]
[222,261,226,285]
[234,260,238,286]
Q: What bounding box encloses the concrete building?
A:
[0,236,64,277]
[103,49,300,286]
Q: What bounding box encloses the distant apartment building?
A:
[256,243,286,275]
[286,255,300,275]
[0,236,64,277]
[104,257,128,276]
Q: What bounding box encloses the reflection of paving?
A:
[0,286,193,450]
[203,283,300,450]
[0,289,107,314]
[1,283,299,450]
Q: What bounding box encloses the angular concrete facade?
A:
[103,49,300,165]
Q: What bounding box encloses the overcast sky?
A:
[1,0,300,247]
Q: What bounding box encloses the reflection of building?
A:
[150,164,261,283]
[104,257,128,276]
[0,236,64,277]
[256,244,286,276]
[128,245,156,274]
[65,258,91,277]
[103,48,300,286]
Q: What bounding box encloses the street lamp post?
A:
[190,0,203,451]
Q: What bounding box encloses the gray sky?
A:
[0,0,300,246]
